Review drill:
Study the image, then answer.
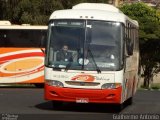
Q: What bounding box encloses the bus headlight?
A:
[45,80,64,87]
[101,83,121,89]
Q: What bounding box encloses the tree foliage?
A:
[120,3,160,88]
[1,0,108,25]
[12,0,64,25]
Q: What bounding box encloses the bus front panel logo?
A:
[71,75,95,82]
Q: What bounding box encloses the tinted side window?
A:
[0,29,47,47]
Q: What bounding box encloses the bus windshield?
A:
[46,20,123,71]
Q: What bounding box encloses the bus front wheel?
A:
[115,103,124,112]
[126,97,133,105]
[52,100,63,109]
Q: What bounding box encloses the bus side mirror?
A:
[40,35,46,54]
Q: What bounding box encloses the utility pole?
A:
[108,0,121,7]
[114,0,120,7]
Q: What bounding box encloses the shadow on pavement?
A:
[35,101,129,113]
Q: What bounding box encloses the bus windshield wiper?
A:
[65,61,72,71]
[88,49,101,73]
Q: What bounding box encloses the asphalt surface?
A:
[0,87,160,120]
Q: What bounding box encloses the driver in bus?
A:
[57,45,73,62]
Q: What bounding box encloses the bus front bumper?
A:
[44,84,122,104]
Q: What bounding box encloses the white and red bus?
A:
[0,21,47,87]
[44,3,139,110]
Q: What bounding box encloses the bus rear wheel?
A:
[126,97,133,105]
[34,83,44,88]
[116,103,124,112]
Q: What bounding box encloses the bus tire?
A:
[116,103,124,112]
[52,100,63,109]
[126,97,133,105]
[34,83,44,88]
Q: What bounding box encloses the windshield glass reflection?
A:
[46,20,123,71]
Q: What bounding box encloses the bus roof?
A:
[0,21,11,26]
[72,3,122,13]
[0,25,48,30]
[49,3,138,27]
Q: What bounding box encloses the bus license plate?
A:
[76,98,89,103]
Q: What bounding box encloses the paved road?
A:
[0,87,160,120]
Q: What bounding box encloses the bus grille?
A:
[61,91,105,99]
[65,81,100,86]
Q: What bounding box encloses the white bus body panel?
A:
[45,67,124,89]
[49,3,138,26]
[72,3,121,13]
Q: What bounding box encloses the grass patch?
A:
[150,83,160,90]
[139,83,160,90]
